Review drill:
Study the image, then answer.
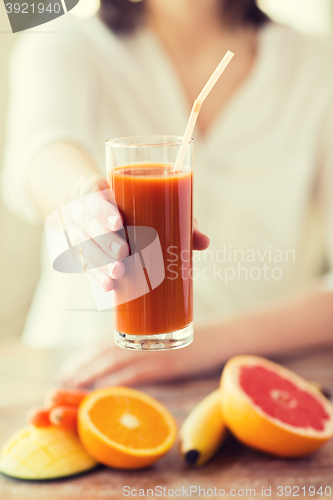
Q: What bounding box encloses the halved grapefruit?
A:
[220,355,333,458]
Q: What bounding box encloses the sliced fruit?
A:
[220,355,333,458]
[27,408,51,428]
[78,386,177,469]
[0,426,97,480]
[179,389,227,466]
[45,388,89,409]
[50,406,78,433]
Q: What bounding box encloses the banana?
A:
[179,389,227,466]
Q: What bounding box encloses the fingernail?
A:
[107,215,120,230]
[111,241,123,258]
[107,262,119,278]
[102,278,112,292]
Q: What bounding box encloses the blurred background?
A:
[0,0,332,340]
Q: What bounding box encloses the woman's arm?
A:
[28,142,97,220]
[197,284,333,366]
[58,283,333,388]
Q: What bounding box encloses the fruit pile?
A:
[0,386,177,479]
[180,355,333,466]
[1,355,332,480]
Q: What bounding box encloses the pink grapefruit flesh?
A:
[240,365,330,431]
[220,355,333,458]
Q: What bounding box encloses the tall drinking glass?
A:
[106,136,193,351]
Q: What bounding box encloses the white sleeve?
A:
[1,25,99,224]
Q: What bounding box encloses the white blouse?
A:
[2,14,333,347]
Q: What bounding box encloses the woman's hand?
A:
[58,285,333,389]
[63,173,209,292]
[58,326,220,389]
[63,174,129,292]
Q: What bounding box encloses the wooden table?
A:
[0,339,332,500]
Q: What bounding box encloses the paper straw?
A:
[173,50,234,172]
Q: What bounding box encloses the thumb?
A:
[193,219,210,250]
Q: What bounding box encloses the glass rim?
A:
[105,135,194,148]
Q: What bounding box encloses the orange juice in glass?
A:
[106,136,193,350]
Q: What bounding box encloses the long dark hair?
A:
[99,0,269,35]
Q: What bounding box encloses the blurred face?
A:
[149,0,220,5]
[146,0,222,19]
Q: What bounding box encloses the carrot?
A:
[45,388,89,409]
[49,406,78,433]
[27,408,51,428]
